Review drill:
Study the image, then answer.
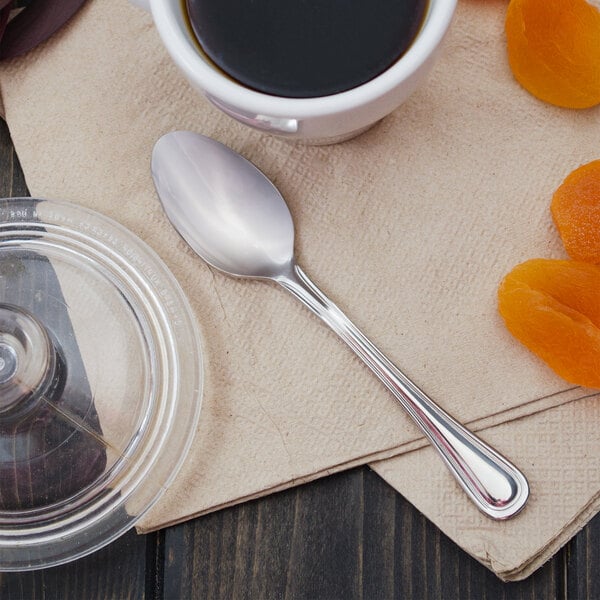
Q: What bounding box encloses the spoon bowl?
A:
[152,130,530,520]
[152,131,294,278]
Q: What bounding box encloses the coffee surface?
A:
[185,0,429,98]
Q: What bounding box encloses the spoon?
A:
[151,131,529,520]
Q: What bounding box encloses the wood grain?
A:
[162,468,565,600]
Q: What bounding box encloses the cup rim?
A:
[150,0,457,119]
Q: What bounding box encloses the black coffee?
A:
[184,0,429,98]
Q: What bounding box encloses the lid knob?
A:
[0,303,58,421]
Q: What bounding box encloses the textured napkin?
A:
[0,0,599,581]
[373,396,600,581]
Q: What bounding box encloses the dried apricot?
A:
[551,160,600,263]
[505,0,600,108]
[498,259,600,387]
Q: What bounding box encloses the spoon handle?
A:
[277,263,529,520]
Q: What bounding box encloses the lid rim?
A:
[0,197,203,571]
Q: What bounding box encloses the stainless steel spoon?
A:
[151,130,529,520]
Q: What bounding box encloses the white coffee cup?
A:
[132,0,456,144]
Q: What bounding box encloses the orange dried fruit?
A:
[498,258,600,387]
[505,0,600,108]
[551,160,600,263]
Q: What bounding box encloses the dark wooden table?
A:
[0,119,598,600]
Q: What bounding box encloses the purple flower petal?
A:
[0,0,88,59]
[0,6,11,43]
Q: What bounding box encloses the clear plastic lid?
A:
[0,198,203,571]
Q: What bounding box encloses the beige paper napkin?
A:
[0,0,599,581]
[373,396,600,581]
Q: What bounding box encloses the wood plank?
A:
[0,530,151,600]
[163,470,365,600]
[566,511,600,600]
[0,120,26,197]
[163,467,567,599]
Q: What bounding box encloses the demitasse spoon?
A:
[151,131,529,520]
